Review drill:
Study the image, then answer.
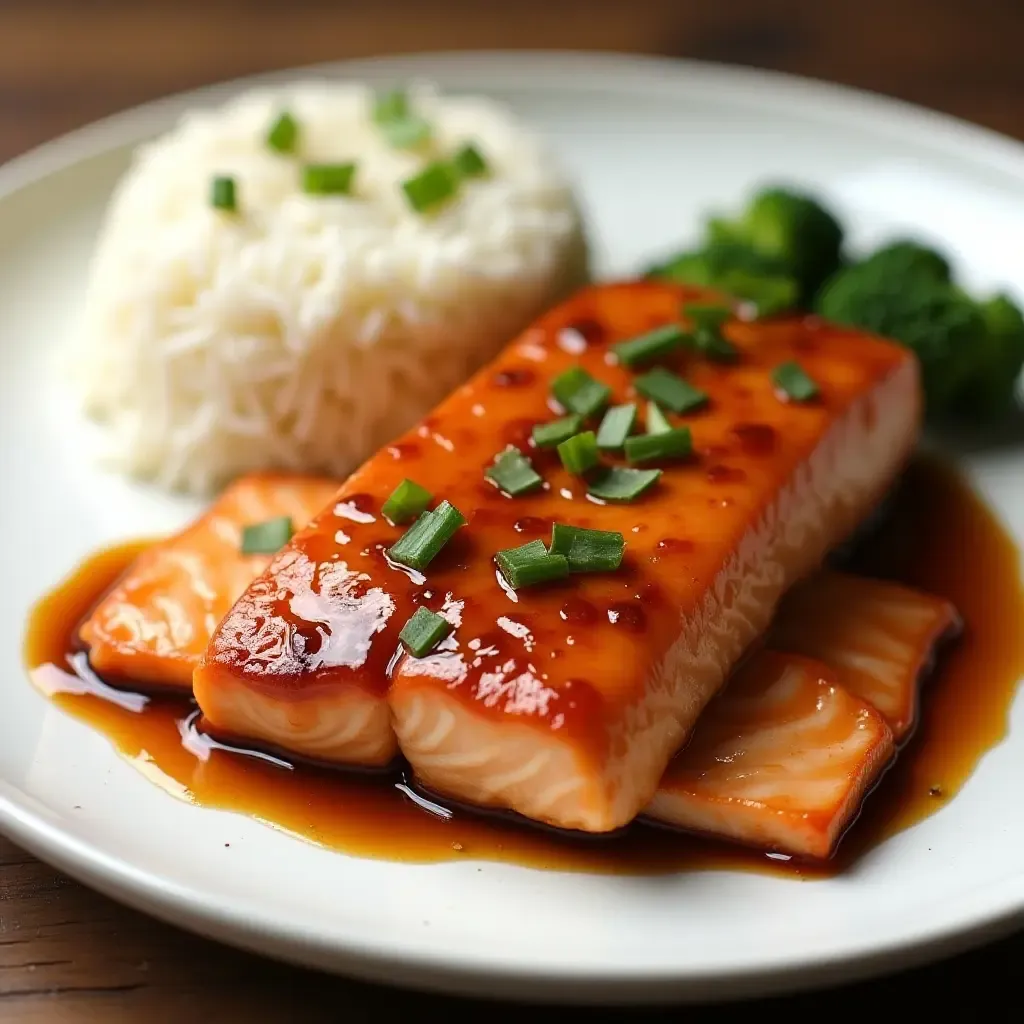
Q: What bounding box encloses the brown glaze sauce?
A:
[23,456,1024,877]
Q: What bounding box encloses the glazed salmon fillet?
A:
[80,473,337,693]
[647,574,959,857]
[194,280,920,825]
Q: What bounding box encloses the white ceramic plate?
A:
[2,52,1023,1005]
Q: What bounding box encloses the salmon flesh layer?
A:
[193,280,921,828]
[646,572,959,858]
[79,474,338,693]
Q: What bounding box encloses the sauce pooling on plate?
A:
[23,456,1024,877]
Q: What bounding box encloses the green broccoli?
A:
[706,187,844,302]
[849,239,952,284]
[647,239,799,317]
[949,293,1024,419]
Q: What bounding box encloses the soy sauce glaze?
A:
[23,457,1024,876]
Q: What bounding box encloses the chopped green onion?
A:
[402,161,457,212]
[241,516,293,554]
[266,111,299,154]
[382,479,432,525]
[772,361,819,402]
[373,89,409,124]
[382,116,432,149]
[612,324,685,368]
[532,414,583,449]
[682,303,738,362]
[211,176,237,212]
[485,448,543,496]
[399,606,453,658]
[624,426,693,464]
[684,303,731,331]
[550,366,611,419]
[595,403,637,450]
[646,401,672,435]
[634,367,708,414]
[695,331,739,362]
[452,143,488,178]
[387,500,466,571]
[549,524,625,573]
[495,539,569,589]
[557,431,600,475]
[302,163,356,195]
[587,467,662,503]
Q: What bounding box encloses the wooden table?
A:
[2,0,1021,1019]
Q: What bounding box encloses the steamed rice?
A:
[69,80,589,493]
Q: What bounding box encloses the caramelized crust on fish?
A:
[194,281,920,823]
[80,474,337,692]
[647,651,894,859]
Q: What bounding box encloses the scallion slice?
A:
[684,302,739,362]
[634,367,708,414]
[382,116,432,149]
[211,175,237,212]
[557,431,600,475]
[382,479,432,525]
[241,516,293,554]
[399,606,453,658]
[595,403,637,450]
[587,466,662,503]
[549,524,625,573]
[772,361,819,402]
[684,303,731,331]
[532,414,584,449]
[495,539,569,589]
[612,324,685,368]
[452,143,488,178]
[624,426,693,464]
[550,366,611,419]
[402,161,457,212]
[485,448,543,496]
[373,89,409,124]
[267,111,298,154]
[646,401,672,435]
[387,500,466,571]
[302,163,356,195]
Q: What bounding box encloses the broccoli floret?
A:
[854,240,952,284]
[707,187,844,302]
[815,259,982,417]
[950,293,1024,418]
[647,240,799,317]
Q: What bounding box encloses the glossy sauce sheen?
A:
[25,456,1024,875]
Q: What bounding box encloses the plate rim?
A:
[3,49,1024,1004]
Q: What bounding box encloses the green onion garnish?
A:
[549,524,625,573]
[452,143,489,178]
[382,116,432,149]
[683,303,738,363]
[557,431,600,475]
[373,89,409,124]
[772,361,819,402]
[684,303,731,332]
[532,414,584,449]
[485,448,543,497]
[587,467,662,503]
[624,426,693,465]
[634,367,708,414]
[595,403,637,450]
[211,176,237,212]
[399,606,453,658]
[302,163,356,195]
[646,401,672,435]
[612,324,685,368]
[241,516,293,554]
[695,331,739,362]
[495,539,569,589]
[267,112,299,154]
[381,479,432,525]
[387,500,466,571]
[402,161,457,212]
[551,366,611,419]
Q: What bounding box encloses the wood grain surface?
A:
[2,0,1022,1019]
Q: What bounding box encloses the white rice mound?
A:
[69,80,589,493]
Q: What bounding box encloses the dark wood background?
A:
[2,0,1022,1019]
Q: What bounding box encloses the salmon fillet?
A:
[194,280,920,822]
[80,473,337,693]
[646,573,959,857]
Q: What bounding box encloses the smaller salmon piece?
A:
[646,574,960,858]
[79,473,338,693]
[771,570,961,739]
